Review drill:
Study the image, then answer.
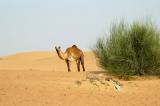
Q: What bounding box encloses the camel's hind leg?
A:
[65,59,71,72]
[80,56,85,72]
[76,60,80,72]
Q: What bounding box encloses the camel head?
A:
[55,46,61,53]
[55,46,66,60]
[55,46,61,50]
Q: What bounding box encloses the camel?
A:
[55,45,85,72]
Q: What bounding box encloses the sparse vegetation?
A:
[93,20,160,77]
[75,80,82,85]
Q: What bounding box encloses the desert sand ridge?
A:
[0,51,160,106]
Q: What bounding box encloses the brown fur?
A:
[55,45,85,72]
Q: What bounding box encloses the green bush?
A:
[93,20,160,76]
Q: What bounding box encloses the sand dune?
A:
[0,51,99,71]
[0,51,160,106]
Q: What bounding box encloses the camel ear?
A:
[55,46,57,49]
[58,46,61,49]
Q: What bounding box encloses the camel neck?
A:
[56,49,66,60]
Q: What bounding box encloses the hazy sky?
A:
[0,0,160,56]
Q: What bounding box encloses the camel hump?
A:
[72,45,77,48]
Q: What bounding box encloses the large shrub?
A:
[93,21,160,76]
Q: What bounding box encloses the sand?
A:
[0,51,160,106]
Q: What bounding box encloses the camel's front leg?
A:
[65,59,71,72]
